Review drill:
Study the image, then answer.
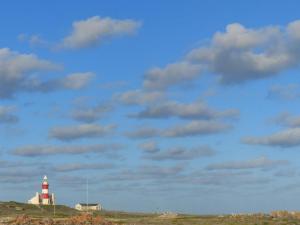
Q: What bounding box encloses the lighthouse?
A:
[28,175,55,205]
[42,175,50,205]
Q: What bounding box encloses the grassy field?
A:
[1,201,300,224]
[0,201,78,217]
[97,212,300,225]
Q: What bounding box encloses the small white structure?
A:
[28,175,55,205]
[75,203,102,211]
[28,192,40,205]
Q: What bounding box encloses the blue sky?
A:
[1,0,300,214]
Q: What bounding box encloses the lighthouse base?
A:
[28,192,55,205]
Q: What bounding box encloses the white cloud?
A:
[61,16,141,49]
[12,143,122,157]
[27,72,94,92]
[287,20,300,40]
[115,89,165,105]
[141,20,300,90]
[138,141,160,153]
[71,102,112,123]
[244,112,300,148]
[0,49,92,98]
[162,120,231,137]
[206,156,288,170]
[144,145,215,161]
[130,100,239,120]
[125,127,160,139]
[126,120,231,139]
[0,48,60,98]
[53,162,115,172]
[211,23,279,49]
[61,72,94,89]
[49,123,116,141]
[272,112,300,128]
[105,164,185,181]
[187,21,300,84]
[243,127,300,147]
[143,62,202,90]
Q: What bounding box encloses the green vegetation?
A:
[0,201,78,217]
[2,202,300,224]
[96,213,300,225]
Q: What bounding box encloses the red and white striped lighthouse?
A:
[28,175,55,205]
[42,175,50,205]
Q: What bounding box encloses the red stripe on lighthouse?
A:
[42,184,49,189]
[42,193,49,199]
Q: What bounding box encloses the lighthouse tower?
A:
[42,175,50,205]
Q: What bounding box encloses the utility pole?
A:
[53,190,56,217]
[53,202,56,217]
[86,177,89,213]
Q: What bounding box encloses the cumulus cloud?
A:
[287,20,300,40]
[272,112,300,128]
[71,102,112,123]
[60,72,94,89]
[0,168,44,183]
[130,100,239,120]
[0,48,60,98]
[60,16,141,49]
[49,123,116,141]
[187,21,300,84]
[125,127,160,139]
[99,80,128,89]
[162,120,231,137]
[138,164,185,178]
[144,145,216,161]
[0,48,94,98]
[105,164,185,181]
[187,170,271,187]
[126,120,231,139]
[138,141,160,153]
[0,106,18,124]
[115,89,165,105]
[243,128,300,147]
[244,112,300,148]
[144,20,300,90]
[53,162,115,172]
[12,143,122,157]
[206,156,288,170]
[28,72,94,92]
[143,62,202,90]
[0,160,34,168]
[104,164,271,188]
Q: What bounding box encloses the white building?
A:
[75,203,102,211]
[28,192,41,205]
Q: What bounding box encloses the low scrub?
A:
[9,214,117,225]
